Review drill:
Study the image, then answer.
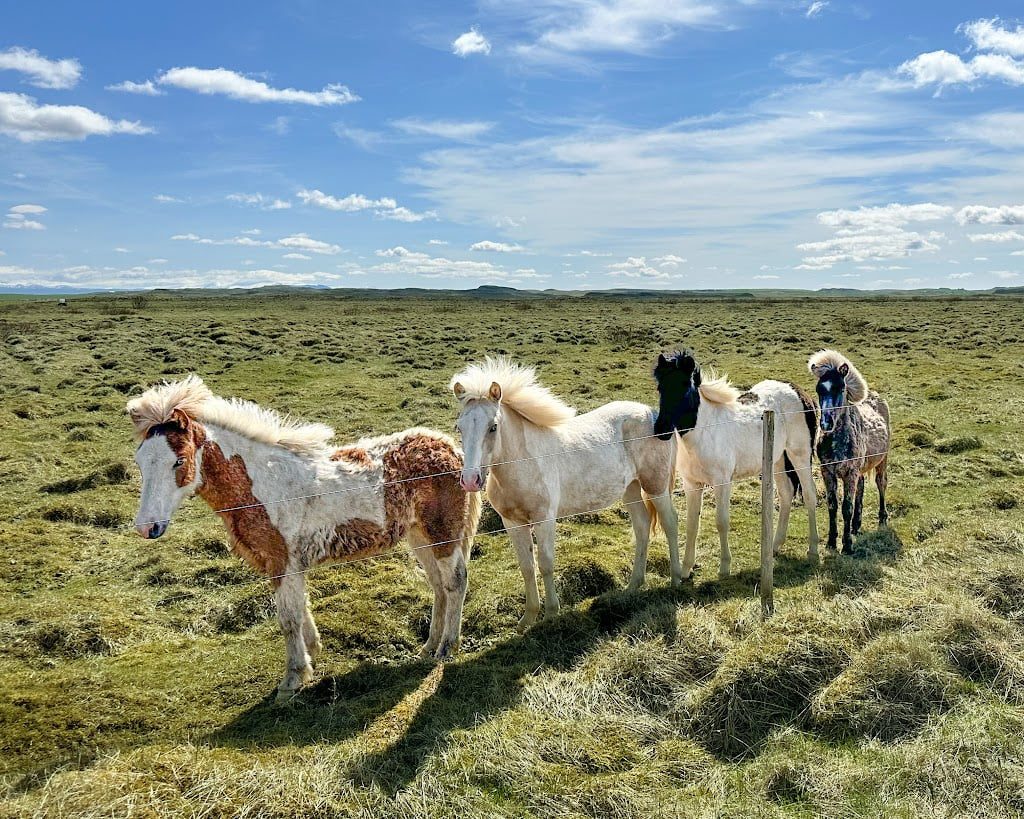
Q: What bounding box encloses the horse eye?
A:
[488,424,498,434]
[174,457,185,468]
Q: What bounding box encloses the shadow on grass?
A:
[212,556,832,792]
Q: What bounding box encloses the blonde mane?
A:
[127,374,334,456]
[808,349,869,403]
[698,368,742,406]
[450,356,576,428]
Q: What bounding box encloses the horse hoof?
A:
[627,579,644,592]
[275,687,299,705]
[517,613,539,633]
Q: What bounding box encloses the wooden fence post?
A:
[760,409,775,617]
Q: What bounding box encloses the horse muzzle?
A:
[459,470,485,492]
[136,520,168,539]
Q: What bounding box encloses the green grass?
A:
[1,292,1023,817]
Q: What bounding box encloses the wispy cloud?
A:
[226,192,291,210]
[0,47,81,89]
[106,79,163,96]
[298,188,436,222]
[151,67,359,105]
[391,118,494,141]
[470,240,525,252]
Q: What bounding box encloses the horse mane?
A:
[698,368,742,406]
[127,375,334,456]
[808,349,869,404]
[450,356,576,428]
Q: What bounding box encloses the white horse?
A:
[127,375,481,701]
[652,350,819,578]
[450,357,680,631]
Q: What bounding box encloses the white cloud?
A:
[796,229,944,268]
[607,256,669,279]
[899,20,1024,90]
[153,194,183,203]
[156,67,359,105]
[960,18,1024,57]
[148,258,168,264]
[0,47,81,89]
[114,247,130,253]
[172,231,342,255]
[297,188,435,222]
[106,79,164,96]
[299,189,396,211]
[955,205,1024,225]
[428,239,449,246]
[3,210,45,230]
[993,271,1020,279]
[240,228,262,235]
[452,28,491,57]
[333,124,383,150]
[948,272,974,279]
[470,240,525,252]
[227,192,292,210]
[0,92,152,142]
[9,204,46,215]
[282,252,311,260]
[653,254,686,266]
[817,202,952,228]
[967,230,1024,243]
[392,118,494,141]
[267,115,290,135]
[805,2,828,19]
[364,245,516,281]
[753,274,780,279]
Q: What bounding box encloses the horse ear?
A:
[657,353,668,367]
[489,381,502,402]
[452,381,466,400]
[169,408,192,430]
[838,363,849,377]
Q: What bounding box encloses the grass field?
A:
[1,292,1023,818]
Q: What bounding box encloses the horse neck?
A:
[196,423,320,506]
[493,408,548,477]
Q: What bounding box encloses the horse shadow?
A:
[211,556,824,793]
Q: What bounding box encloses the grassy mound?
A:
[811,633,964,742]
[689,634,848,760]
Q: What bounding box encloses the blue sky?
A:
[1,1,1023,291]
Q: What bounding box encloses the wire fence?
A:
[107,397,889,592]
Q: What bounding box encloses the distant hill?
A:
[1,283,1020,300]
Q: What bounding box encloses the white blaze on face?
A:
[455,400,499,492]
[134,434,201,538]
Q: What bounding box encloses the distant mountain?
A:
[1,283,1019,299]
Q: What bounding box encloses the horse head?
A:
[653,350,702,440]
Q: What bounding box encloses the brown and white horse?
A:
[127,375,481,701]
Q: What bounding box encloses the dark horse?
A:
[809,350,891,554]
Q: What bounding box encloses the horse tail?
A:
[460,488,483,562]
[783,382,818,500]
[644,493,659,537]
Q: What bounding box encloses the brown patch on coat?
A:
[737,391,758,405]
[196,439,289,583]
[319,432,467,563]
[331,446,374,468]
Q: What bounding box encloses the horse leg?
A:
[302,604,322,664]
[797,458,819,558]
[651,492,682,587]
[534,519,560,619]
[823,469,838,551]
[274,573,314,702]
[433,546,468,659]
[682,481,703,580]
[624,481,652,591]
[841,471,856,554]
[852,476,865,534]
[507,522,541,632]
[773,457,794,557]
[876,458,889,527]
[713,482,732,578]
[411,529,447,658]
